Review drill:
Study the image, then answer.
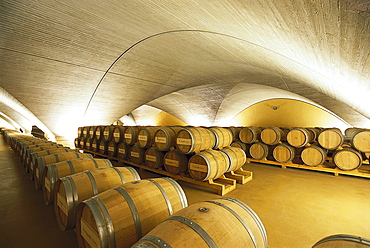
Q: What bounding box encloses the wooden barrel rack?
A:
[77,148,252,196]
[247,158,370,178]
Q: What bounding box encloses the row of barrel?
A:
[76,126,247,181]
[75,125,370,172]
[1,128,269,248]
[76,125,370,152]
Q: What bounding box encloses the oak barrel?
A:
[34,152,93,190]
[29,148,75,180]
[106,141,118,157]
[333,147,363,171]
[300,145,327,167]
[24,145,61,171]
[123,126,140,145]
[102,125,115,142]
[129,144,145,164]
[132,197,268,248]
[239,126,262,144]
[164,150,189,175]
[98,140,108,155]
[117,142,129,160]
[225,126,243,141]
[76,177,188,248]
[273,143,296,163]
[286,127,315,148]
[249,142,270,160]
[312,234,370,247]
[220,146,246,172]
[209,127,233,149]
[90,138,99,152]
[188,149,229,181]
[231,140,248,152]
[137,126,161,148]
[94,126,104,141]
[317,128,344,150]
[112,126,126,143]
[42,158,112,205]
[154,126,182,151]
[176,127,215,154]
[345,128,370,152]
[260,126,288,145]
[54,166,140,231]
[145,147,164,169]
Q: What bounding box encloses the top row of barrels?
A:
[77,125,370,153]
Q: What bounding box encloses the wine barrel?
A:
[79,137,87,149]
[249,142,270,160]
[29,148,76,180]
[176,127,215,154]
[209,127,233,149]
[54,166,140,231]
[42,158,113,205]
[24,145,61,171]
[85,138,92,151]
[81,126,89,138]
[90,138,99,152]
[300,145,327,167]
[106,141,118,157]
[260,127,288,145]
[345,128,370,153]
[117,142,129,160]
[306,127,322,141]
[154,126,182,151]
[239,126,262,144]
[122,126,140,145]
[272,143,295,163]
[220,146,246,172]
[88,126,96,139]
[318,128,344,150]
[286,127,315,148]
[22,142,61,163]
[94,126,104,141]
[34,152,93,190]
[225,126,243,141]
[145,147,164,169]
[164,150,189,175]
[112,126,126,143]
[78,127,84,138]
[312,234,370,247]
[188,149,229,181]
[102,125,115,142]
[230,140,248,152]
[98,140,108,155]
[137,126,161,148]
[76,177,188,248]
[74,138,79,148]
[20,141,56,161]
[132,197,268,248]
[333,147,363,171]
[129,144,145,164]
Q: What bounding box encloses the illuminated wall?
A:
[231,99,350,130]
[154,111,187,126]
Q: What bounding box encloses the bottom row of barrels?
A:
[241,141,365,171]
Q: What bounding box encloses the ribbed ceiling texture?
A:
[0,0,369,143]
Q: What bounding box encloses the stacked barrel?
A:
[76,125,247,182]
[239,126,370,171]
[1,128,268,248]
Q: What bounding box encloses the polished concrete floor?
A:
[1,133,370,248]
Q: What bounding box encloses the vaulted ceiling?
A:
[1,0,369,142]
